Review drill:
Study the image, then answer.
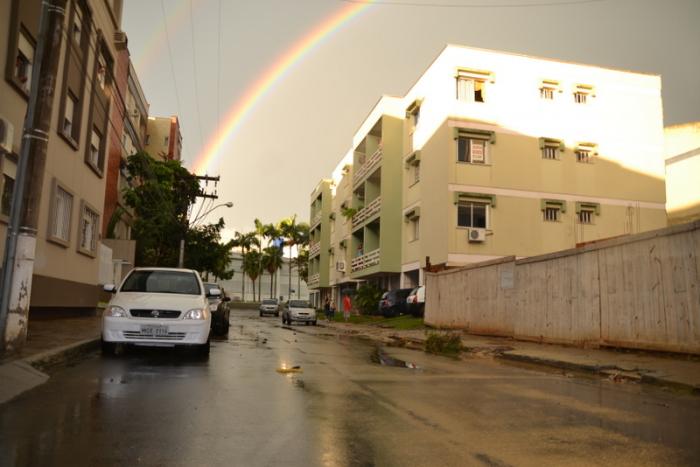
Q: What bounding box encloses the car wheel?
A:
[260,311,264,317]
[312,320,317,326]
[275,312,279,317]
[101,339,116,356]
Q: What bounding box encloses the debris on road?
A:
[277,365,303,374]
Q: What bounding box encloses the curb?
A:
[305,325,700,394]
[23,337,101,372]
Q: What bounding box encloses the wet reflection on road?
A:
[1,310,699,466]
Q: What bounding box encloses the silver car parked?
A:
[259,298,280,317]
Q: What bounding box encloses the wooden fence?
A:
[425,221,700,354]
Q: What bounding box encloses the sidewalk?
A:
[313,320,700,394]
[0,314,101,405]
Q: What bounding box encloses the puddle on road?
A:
[371,347,420,369]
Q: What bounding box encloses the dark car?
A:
[378,288,414,317]
[204,282,231,336]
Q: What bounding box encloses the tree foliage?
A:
[354,283,384,315]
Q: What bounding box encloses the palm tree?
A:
[295,247,309,297]
[261,223,282,293]
[262,246,284,298]
[293,222,310,298]
[242,249,262,303]
[233,231,258,301]
[279,215,298,299]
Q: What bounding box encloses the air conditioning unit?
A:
[336,261,346,272]
[468,228,486,243]
[0,117,14,154]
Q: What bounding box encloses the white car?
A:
[101,268,216,355]
[282,300,317,326]
[259,298,280,317]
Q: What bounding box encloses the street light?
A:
[178,201,233,267]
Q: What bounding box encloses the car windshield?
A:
[289,300,309,308]
[121,270,201,295]
[203,283,219,294]
[263,299,277,305]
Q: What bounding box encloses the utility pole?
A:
[178,175,220,268]
[0,0,66,353]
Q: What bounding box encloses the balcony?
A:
[351,249,381,273]
[353,146,382,189]
[309,241,321,258]
[352,197,381,226]
[307,273,320,289]
[311,210,322,227]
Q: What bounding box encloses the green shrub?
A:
[425,332,462,355]
[353,283,384,315]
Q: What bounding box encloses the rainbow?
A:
[192,0,374,174]
[133,0,197,76]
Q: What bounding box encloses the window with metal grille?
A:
[578,209,593,224]
[457,202,487,228]
[79,204,99,253]
[543,207,559,222]
[574,92,588,104]
[542,146,558,160]
[540,87,554,99]
[63,92,77,136]
[411,217,420,241]
[457,137,487,164]
[50,185,73,242]
[576,149,591,163]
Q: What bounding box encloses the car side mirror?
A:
[223,296,231,302]
[103,284,117,294]
[208,288,222,297]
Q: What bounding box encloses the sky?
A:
[121,0,700,240]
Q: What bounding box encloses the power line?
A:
[160,0,189,161]
[340,0,608,7]
[188,0,205,151]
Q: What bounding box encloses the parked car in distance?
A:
[406,285,425,317]
[259,298,280,317]
[204,282,231,336]
[101,268,215,356]
[378,288,414,317]
[282,300,317,326]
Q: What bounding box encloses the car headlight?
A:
[105,305,127,318]
[184,308,208,320]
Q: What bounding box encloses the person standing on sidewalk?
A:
[324,298,331,322]
[343,294,352,322]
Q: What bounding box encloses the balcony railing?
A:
[353,146,382,188]
[351,249,381,273]
[307,273,320,289]
[309,242,321,257]
[311,210,322,227]
[352,197,381,226]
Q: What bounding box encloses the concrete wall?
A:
[425,221,700,354]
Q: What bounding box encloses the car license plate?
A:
[140,325,168,337]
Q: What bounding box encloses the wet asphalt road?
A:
[1,310,700,467]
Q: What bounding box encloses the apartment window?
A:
[89,127,102,168]
[72,6,83,45]
[541,199,565,222]
[96,53,107,90]
[406,99,422,131]
[413,163,420,184]
[542,146,558,160]
[543,207,560,222]
[1,174,14,217]
[574,85,594,104]
[411,217,420,241]
[575,144,596,163]
[457,202,487,228]
[540,87,554,99]
[14,30,35,93]
[79,203,100,254]
[62,92,77,136]
[458,137,487,164]
[48,184,73,244]
[578,209,593,224]
[576,202,599,225]
[457,77,486,103]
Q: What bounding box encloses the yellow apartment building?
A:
[664,122,700,225]
[145,115,182,162]
[0,0,126,314]
[309,44,668,304]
